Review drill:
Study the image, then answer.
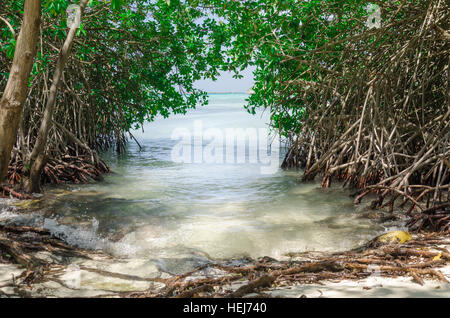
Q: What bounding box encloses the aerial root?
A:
[277,1,449,232]
[2,147,110,196]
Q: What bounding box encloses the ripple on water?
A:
[4,95,392,282]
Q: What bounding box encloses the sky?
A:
[194,66,255,93]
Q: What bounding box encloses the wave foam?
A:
[43,217,137,257]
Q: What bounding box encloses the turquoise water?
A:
[3,94,386,275]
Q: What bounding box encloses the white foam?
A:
[0,209,19,221]
[0,202,19,221]
[381,222,408,233]
[43,217,137,257]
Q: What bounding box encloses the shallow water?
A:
[1,94,392,278]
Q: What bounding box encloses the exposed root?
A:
[0,186,33,200]
[275,1,450,232]
[0,222,94,293]
[0,222,448,298]
[226,275,276,298]
[3,147,110,195]
[123,232,449,298]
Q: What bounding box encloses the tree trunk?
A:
[0,0,41,184]
[25,0,88,193]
